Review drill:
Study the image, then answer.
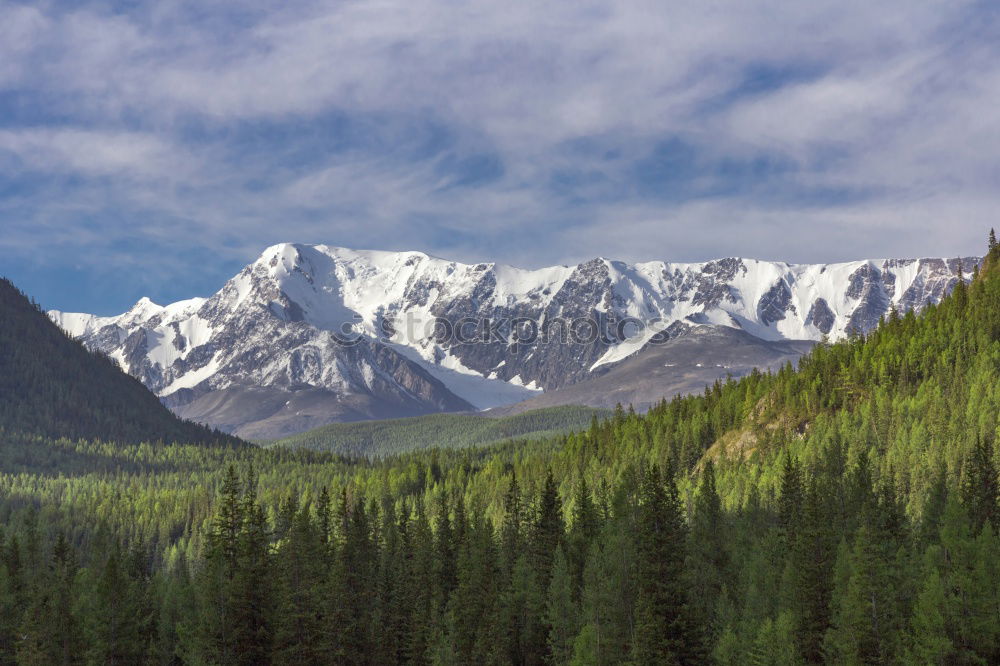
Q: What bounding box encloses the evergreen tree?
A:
[960,437,998,533]
[907,568,953,664]
[330,492,376,664]
[156,556,197,666]
[272,506,329,665]
[231,467,274,664]
[523,469,565,664]
[687,460,729,641]
[434,494,457,607]
[747,611,799,666]
[632,465,704,664]
[450,514,501,665]
[0,538,20,666]
[79,545,154,665]
[404,500,436,665]
[577,521,635,665]
[568,478,599,598]
[777,455,803,541]
[546,547,578,665]
[17,533,82,666]
[785,473,839,662]
[824,480,907,665]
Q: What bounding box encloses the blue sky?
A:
[1,0,998,314]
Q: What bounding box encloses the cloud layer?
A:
[1,0,998,313]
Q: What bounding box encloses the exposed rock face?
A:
[757,280,794,326]
[806,298,836,335]
[49,243,979,436]
[488,326,817,416]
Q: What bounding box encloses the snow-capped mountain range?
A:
[49,243,978,438]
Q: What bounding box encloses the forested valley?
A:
[2,237,1000,664]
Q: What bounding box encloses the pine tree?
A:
[500,473,524,577]
[747,611,799,666]
[777,455,803,542]
[0,537,20,666]
[316,486,333,550]
[568,623,599,666]
[577,521,635,664]
[532,470,565,585]
[156,555,197,666]
[17,533,82,666]
[434,494,457,608]
[632,465,704,664]
[450,514,502,665]
[919,465,949,546]
[405,499,436,665]
[824,479,907,665]
[273,506,329,665]
[523,469,565,664]
[498,474,526,663]
[823,523,904,664]
[546,547,578,665]
[568,478,599,598]
[231,467,274,664]
[330,492,376,664]
[195,465,274,666]
[80,545,154,665]
[961,437,998,533]
[908,568,953,664]
[783,473,838,663]
[687,460,729,641]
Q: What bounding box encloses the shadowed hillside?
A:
[0,278,242,446]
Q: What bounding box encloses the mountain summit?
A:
[49,244,979,438]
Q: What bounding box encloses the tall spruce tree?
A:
[546,547,578,666]
[632,464,704,664]
[272,506,329,665]
[961,437,999,533]
[687,460,729,641]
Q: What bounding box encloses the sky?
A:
[1,0,999,315]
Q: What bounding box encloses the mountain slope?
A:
[49,243,978,435]
[489,324,815,415]
[0,278,241,445]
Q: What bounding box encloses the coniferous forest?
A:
[2,236,1000,664]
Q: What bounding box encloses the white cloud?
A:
[0,128,183,177]
[0,0,998,299]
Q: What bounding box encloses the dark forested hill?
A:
[0,278,241,445]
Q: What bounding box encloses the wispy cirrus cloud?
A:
[1,0,998,313]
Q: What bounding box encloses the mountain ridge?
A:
[48,243,979,437]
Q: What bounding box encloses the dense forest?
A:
[1,235,1000,664]
[266,405,610,455]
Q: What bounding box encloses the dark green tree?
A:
[632,465,704,664]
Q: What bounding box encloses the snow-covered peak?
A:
[150,249,975,348]
[47,244,979,430]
